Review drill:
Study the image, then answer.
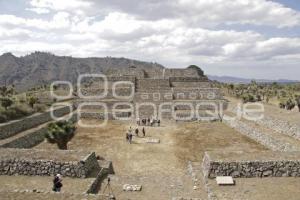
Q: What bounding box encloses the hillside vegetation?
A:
[218,81,300,112]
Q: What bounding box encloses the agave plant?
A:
[45,120,76,150]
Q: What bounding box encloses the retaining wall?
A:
[171,82,211,88]
[0,113,78,149]
[223,117,300,151]
[86,168,109,194]
[254,116,300,141]
[203,151,300,178]
[0,106,72,139]
[0,148,100,178]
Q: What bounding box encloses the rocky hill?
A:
[0,52,164,91]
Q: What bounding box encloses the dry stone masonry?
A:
[78,66,227,121]
[0,148,100,178]
[203,151,300,179]
[0,106,72,140]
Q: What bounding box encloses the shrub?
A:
[34,104,47,112]
[0,97,13,110]
[0,103,34,123]
[242,94,255,103]
[296,95,300,112]
[286,99,295,110]
[45,120,76,150]
[0,113,7,123]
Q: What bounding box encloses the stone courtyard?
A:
[0,66,300,199]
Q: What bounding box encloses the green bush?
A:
[0,113,7,123]
[34,104,47,112]
[0,97,13,110]
[0,103,34,123]
[242,94,255,103]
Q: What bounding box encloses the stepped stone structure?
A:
[79,66,227,120]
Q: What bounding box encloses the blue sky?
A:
[0,0,299,80]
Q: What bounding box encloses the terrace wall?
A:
[0,113,78,149]
[0,106,72,140]
[0,148,99,178]
[203,151,300,178]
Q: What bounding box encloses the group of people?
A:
[126,126,146,144]
[136,117,161,127]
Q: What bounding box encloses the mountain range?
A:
[207,75,299,84]
[0,52,298,91]
[0,52,163,91]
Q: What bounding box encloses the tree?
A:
[228,84,234,95]
[0,97,13,110]
[0,86,7,96]
[286,98,295,110]
[295,95,300,112]
[28,96,38,108]
[45,120,76,150]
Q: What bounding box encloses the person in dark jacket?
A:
[53,174,63,192]
[142,127,146,137]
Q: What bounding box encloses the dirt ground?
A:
[0,175,95,194]
[208,177,300,200]
[35,119,265,200]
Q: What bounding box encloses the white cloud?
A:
[29,0,92,11]
[0,0,299,79]
[176,0,300,28]
[0,12,71,30]
[26,7,50,14]
[84,0,300,28]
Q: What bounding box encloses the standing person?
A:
[129,133,133,144]
[52,174,63,192]
[157,119,161,127]
[147,118,150,126]
[126,132,129,143]
[142,127,145,137]
[135,127,139,136]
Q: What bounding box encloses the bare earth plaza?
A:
[0,66,300,200]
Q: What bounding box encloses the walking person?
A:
[126,132,129,143]
[135,127,139,137]
[142,127,145,137]
[129,133,133,144]
[52,174,63,192]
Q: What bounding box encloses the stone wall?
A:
[171,81,211,88]
[86,167,109,194]
[107,76,136,82]
[223,117,300,151]
[80,111,132,120]
[254,116,300,141]
[80,88,134,99]
[0,106,72,139]
[106,68,145,78]
[0,148,99,178]
[163,68,200,78]
[136,79,170,90]
[203,151,300,178]
[173,88,222,100]
[0,113,78,149]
